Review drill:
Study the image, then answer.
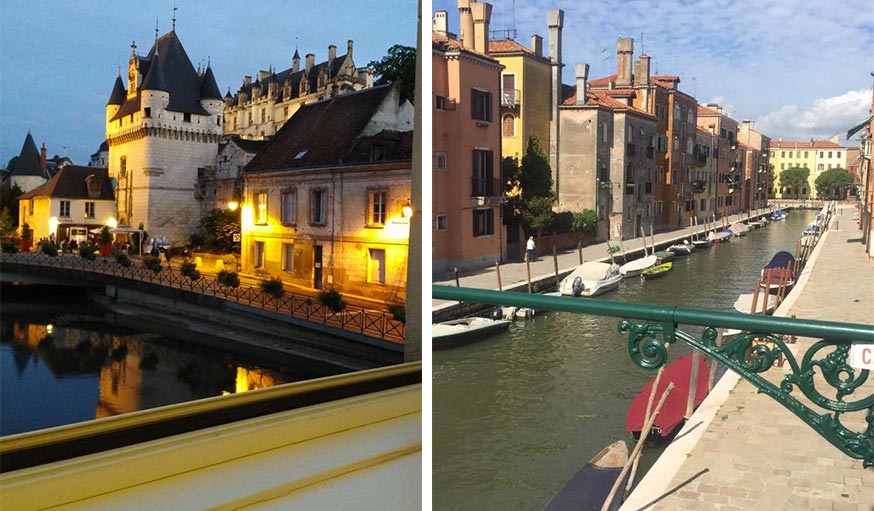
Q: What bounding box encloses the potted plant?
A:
[318,287,346,313]
[18,223,33,252]
[260,276,284,298]
[217,270,240,288]
[98,226,112,256]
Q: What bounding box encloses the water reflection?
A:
[1,313,291,436]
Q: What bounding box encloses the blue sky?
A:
[0,0,417,166]
[435,0,873,144]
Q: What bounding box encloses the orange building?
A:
[697,104,741,218]
[432,2,504,276]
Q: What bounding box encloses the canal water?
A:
[0,286,315,436]
[433,210,817,511]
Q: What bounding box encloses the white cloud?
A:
[757,90,870,141]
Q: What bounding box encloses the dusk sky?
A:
[0,0,417,167]
[435,0,873,144]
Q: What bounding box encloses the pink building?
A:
[432,2,504,277]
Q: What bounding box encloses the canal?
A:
[433,210,817,511]
[0,286,339,436]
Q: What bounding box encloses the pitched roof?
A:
[111,31,210,121]
[561,87,656,119]
[697,105,722,116]
[432,32,499,63]
[199,65,222,99]
[232,52,354,105]
[12,132,45,178]
[770,140,846,149]
[107,74,126,106]
[488,39,541,58]
[140,51,168,92]
[245,84,400,172]
[19,166,114,200]
[223,135,269,154]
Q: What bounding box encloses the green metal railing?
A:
[433,285,874,467]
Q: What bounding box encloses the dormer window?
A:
[86,175,102,198]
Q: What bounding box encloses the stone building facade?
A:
[105,31,223,243]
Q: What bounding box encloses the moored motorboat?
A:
[559,262,622,297]
[653,251,674,264]
[641,262,672,280]
[619,254,658,277]
[666,241,693,256]
[543,441,629,511]
[626,354,710,441]
[770,210,788,221]
[691,238,713,248]
[710,230,732,243]
[432,317,511,346]
[729,223,749,236]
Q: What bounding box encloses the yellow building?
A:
[488,38,552,162]
[769,138,848,198]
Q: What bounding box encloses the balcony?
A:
[470,177,502,198]
[501,89,521,107]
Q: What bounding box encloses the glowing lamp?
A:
[48,217,59,236]
[227,200,240,212]
[106,218,118,229]
[401,199,413,219]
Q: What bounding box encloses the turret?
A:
[224,88,235,108]
[140,51,170,116]
[199,64,222,100]
[106,73,126,123]
[292,49,300,73]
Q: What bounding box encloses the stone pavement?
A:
[621,205,874,511]
[433,209,773,313]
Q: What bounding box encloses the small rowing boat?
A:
[543,441,629,511]
[641,262,672,280]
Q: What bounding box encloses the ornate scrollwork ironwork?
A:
[622,321,874,467]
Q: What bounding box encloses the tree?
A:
[779,166,810,197]
[368,45,416,104]
[814,167,854,198]
[516,137,556,235]
[0,183,23,227]
[193,208,240,253]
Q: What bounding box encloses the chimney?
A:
[258,69,270,82]
[458,0,474,49]
[575,63,589,105]
[471,2,492,55]
[531,35,543,57]
[40,143,47,173]
[547,8,564,195]
[306,53,315,73]
[347,40,354,60]
[616,37,634,87]
[244,76,252,86]
[328,45,337,66]
[634,54,650,86]
[433,10,448,33]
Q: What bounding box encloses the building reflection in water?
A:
[2,318,290,431]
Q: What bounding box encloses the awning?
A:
[110,227,144,234]
[846,114,872,139]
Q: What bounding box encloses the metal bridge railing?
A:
[0,253,405,344]
[433,284,874,467]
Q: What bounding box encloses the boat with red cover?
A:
[626,354,710,441]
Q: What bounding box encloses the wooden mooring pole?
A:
[553,245,560,290]
[495,261,503,291]
[526,258,532,293]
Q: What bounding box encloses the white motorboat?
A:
[432,317,511,346]
[708,231,732,243]
[691,238,713,248]
[733,293,779,314]
[560,262,622,297]
[729,223,749,236]
[667,240,694,256]
[619,255,658,278]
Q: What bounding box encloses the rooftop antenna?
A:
[172,2,177,31]
[600,48,609,77]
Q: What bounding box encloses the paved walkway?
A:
[433,209,773,312]
[621,205,874,511]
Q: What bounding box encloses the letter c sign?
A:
[850,343,874,370]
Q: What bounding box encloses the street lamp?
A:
[402,198,413,219]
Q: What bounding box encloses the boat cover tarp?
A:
[569,262,613,281]
[764,251,795,270]
[620,255,658,274]
[544,443,628,511]
[626,354,709,438]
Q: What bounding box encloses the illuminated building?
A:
[242,83,413,304]
[18,166,116,243]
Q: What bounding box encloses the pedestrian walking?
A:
[526,236,536,262]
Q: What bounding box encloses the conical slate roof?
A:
[12,132,45,178]
[107,74,126,105]
[199,65,222,99]
[141,52,168,92]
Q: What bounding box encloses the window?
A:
[470,89,492,122]
[368,189,387,226]
[84,202,95,218]
[472,208,494,237]
[673,104,680,120]
[368,248,386,284]
[600,123,609,143]
[282,243,294,272]
[310,189,326,225]
[837,151,841,158]
[828,164,832,169]
[435,95,448,110]
[248,111,252,124]
[687,109,694,124]
[686,138,693,154]
[255,192,268,224]
[436,214,448,231]
[60,201,70,218]
[502,74,516,105]
[435,152,447,171]
[804,151,808,158]
[281,190,296,225]
[254,241,265,269]
[502,114,515,137]
[183,113,191,123]
[598,165,608,183]
[828,151,832,158]
[119,156,127,178]
[788,151,793,158]
[627,125,634,143]
[144,107,151,118]
[261,108,266,123]
[819,151,824,158]
[283,106,289,118]
[700,198,707,211]
[472,149,494,196]
[781,163,785,170]
[720,128,727,139]
[673,135,679,150]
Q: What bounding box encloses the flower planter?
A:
[99,244,112,257]
[18,239,32,252]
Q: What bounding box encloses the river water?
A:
[433,210,817,511]
[0,286,319,436]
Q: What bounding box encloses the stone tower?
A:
[105,31,223,243]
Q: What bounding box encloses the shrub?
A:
[1,239,18,253]
[99,226,112,245]
[39,241,58,257]
[189,269,201,281]
[318,288,346,312]
[180,261,197,277]
[572,209,598,234]
[551,211,575,234]
[260,277,285,298]
[217,270,240,288]
[79,243,97,260]
[387,303,406,324]
[143,255,163,273]
[116,252,131,267]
